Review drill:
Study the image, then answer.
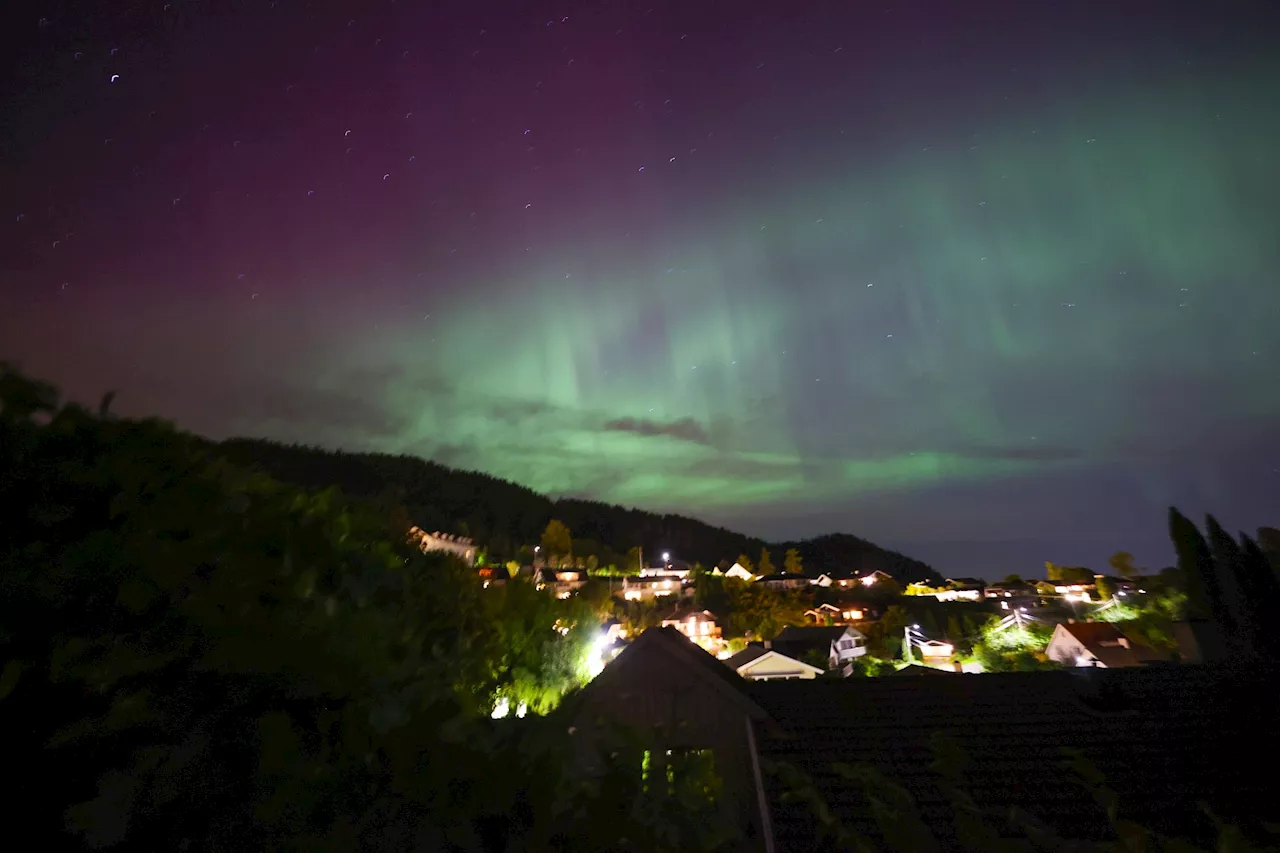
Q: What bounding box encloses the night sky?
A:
[4,1,1279,577]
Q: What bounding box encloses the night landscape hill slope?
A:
[214,438,943,583]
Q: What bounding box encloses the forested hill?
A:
[214,438,942,582]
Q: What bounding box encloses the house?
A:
[660,607,722,651]
[563,628,1280,852]
[560,627,775,850]
[808,572,834,588]
[803,603,842,623]
[755,572,810,591]
[601,617,626,645]
[1052,581,1097,602]
[915,639,955,662]
[586,618,629,676]
[767,625,866,673]
[984,582,1033,598]
[804,601,875,624]
[712,562,756,581]
[407,526,477,566]
[638,566,690,579]
[723,646,825,681]
[1045,621,1166,668]
[932,579,983,602]
[620,574,692,602]
[855,569,894,587]
[477,564,510,587]
[536,568,589,599]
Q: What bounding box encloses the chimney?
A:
[1117,638,1130,649]
[763,641,772,650]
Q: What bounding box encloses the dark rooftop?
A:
[748,665,1279,851]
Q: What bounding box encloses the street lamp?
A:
[662,552,670,563]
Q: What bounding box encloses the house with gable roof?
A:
[1046,621,1167,668]
[723,646,825,681]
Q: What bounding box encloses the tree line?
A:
[215,437,942,582]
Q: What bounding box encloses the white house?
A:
[620,575,690,602]
[712,562,756,581]
[537,568,589,599]
[722,646,825,681]
[638,566,690,579]
[857,570,895,587]
[756,572,810,590]
[660,608,722,652]
[916,639,955,660]
[804,603,842,623]
[407,526,476,566]
[768,625,867,673]
[933,588,981,602]
[809,573,834,588]
[1045,622,1165,668]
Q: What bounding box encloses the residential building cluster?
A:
[423,529,1189,679]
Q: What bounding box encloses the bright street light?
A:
[662,552,670,563]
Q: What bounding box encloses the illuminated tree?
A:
[736,554,754,574]
[758,548,776,575]
[540,519,572,562]
[1094,576,1115,601]
[784,548,803,575]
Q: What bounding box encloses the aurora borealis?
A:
[3,1,1278,575]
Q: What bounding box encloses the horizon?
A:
[3,1,1277,578]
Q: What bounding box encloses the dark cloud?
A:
[603,416,711,444]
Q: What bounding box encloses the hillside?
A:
[214,438,942,582]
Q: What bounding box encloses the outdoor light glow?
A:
[491,697,510,719]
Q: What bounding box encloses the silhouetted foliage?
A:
[1045,561,1093,583]
[1172,508,1280,662]
[1108,550,1140,578]
[0,365,731,850]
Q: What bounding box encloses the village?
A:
[410,525,1198,684]
[407,518,1277,850]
